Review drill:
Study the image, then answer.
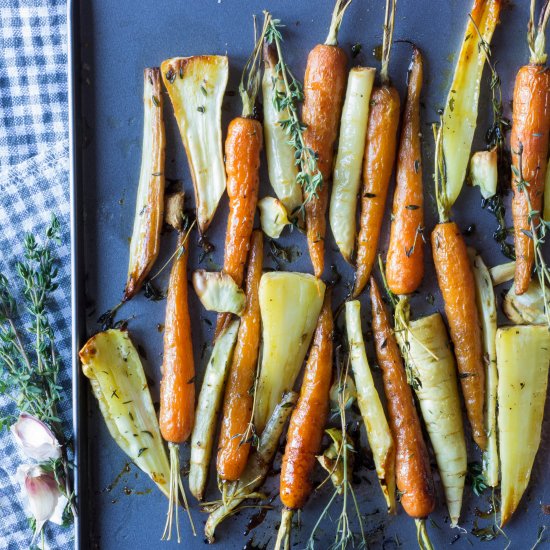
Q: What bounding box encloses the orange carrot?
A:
[511,1,550,294]
[370,278,435,519]
[386,47,424,295]
[431,221,487,449]
[215,24,265,337]
[353,0,400,297]
[302,1,349,278]
[160,235,195,444]
[217,230,263,481]
[159,232,196,541]
[274,292,333,549]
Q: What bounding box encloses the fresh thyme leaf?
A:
[351,43,362,58]
[143,280,166,302]
[467,461,488,497]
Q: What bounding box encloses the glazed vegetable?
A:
[80,329,171,498]
[432,125,487,450]
[159,234,196,540]
[470,147,498,199]
[345,300,396,513]
[189,319,240,500]
[441,0,502,207]
[124,68,166,301]
[354,0,400,297]
[468,250,499,487]
[386,47,424,295]
[275,293,333,550]
[503,280,548,325]
[496,325,550,526]
[254,272,325,432]
[402,312,467,526]
[511,1,550,294]
[329,66,376,262]
[192,270,246,315]
[161,55,228,234]
[262,43,302,217]
[489,260,516,285]
[370,278,435,547]
[217,231,263,482]
[205,391,298,543]
[302,0,350,278]
[258,197,291,238]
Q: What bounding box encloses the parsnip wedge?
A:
[406,313,467,525]
[254,272,325,432]
[503,281,549,325]
[124,68,166,301]
[468,249,499,487]
[441,0,501,207]
[161,55,228,233]
[330,67,376,262]
[346,300,396,513]
[489,261,515,286]
[496,325,550,526]
[189,319,240,500]
[470,147,497,199]
[80,329,171,498]
[262,44,302,218]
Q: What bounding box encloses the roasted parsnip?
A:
[124,68,166,301]
[403,312,467,526]
[496,325,550,526]
[80,329,171,498]
[503,280,548,325]
[441,0,501,207]
[189,319,240,501]
[346,300,396,513]
[254,272,325,432]
[329,67,376,262]
[468,249,499,487]
[161,55,228,234]
[262,43,302,218]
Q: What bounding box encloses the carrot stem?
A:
[381,0,397,84]
[274,508,294,550]
[415,519,434,550]
[528,0,550,63]
[325,0,353,46]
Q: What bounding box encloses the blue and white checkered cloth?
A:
[0,1,72,549]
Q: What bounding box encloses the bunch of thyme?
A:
[0,215,75,522]
[264,12,323,211]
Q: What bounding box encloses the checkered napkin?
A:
[0,1,73,549]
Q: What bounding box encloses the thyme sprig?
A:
[0,215,75,522]
[306,354,366,550]
[512,142,550,329]
[264,12,323,211]
[470,15,514,260]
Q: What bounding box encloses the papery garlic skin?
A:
[11,412,62,462]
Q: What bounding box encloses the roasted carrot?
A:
[386,47,424,295]
[370,278,435,521]
[215,21,266,337]
[431,125,487,450]
[274,292,333,550]
[511,0,550,295]
[302,0,350,278]
[159,231,196,541]
[353,0,400,297]
[217,230,263,482]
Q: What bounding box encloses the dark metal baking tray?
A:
[69,0,550,548]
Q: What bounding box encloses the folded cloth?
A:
[0,1,72,548]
